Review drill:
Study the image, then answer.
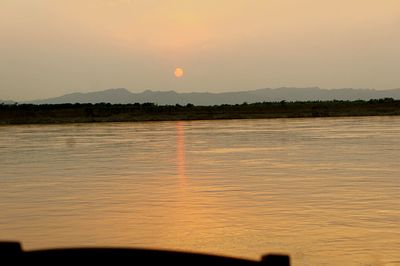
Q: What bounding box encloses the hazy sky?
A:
[1,0,399,100]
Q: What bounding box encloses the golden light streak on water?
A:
[176,121,186,181]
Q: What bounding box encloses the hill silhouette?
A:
[25,87,400,105]
[0,100,15,105]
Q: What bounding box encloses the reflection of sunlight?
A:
[176,121,186,180]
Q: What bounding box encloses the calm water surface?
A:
[0,117,399,265]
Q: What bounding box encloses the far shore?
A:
[1,99,400,125]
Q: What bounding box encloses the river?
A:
[1,116,399,265]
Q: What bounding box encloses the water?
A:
[0,116,399,265]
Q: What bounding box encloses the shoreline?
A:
[1,99,400,125]
[1,113,400,126]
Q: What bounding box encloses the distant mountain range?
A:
[0,100,15,105]
[13,87,400,105]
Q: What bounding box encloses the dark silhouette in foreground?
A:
[0,242,290,265]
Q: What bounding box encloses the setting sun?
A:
[174,68,184,78]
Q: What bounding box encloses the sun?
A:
[174,67,184,78]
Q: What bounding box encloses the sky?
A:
[1,0,399,101]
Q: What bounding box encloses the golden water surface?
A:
[1,117,399,265]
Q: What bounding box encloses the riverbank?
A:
[1,99,399,125]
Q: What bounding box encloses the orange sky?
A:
[1,0,399,100]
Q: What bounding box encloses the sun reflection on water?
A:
[176,121,186,180]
